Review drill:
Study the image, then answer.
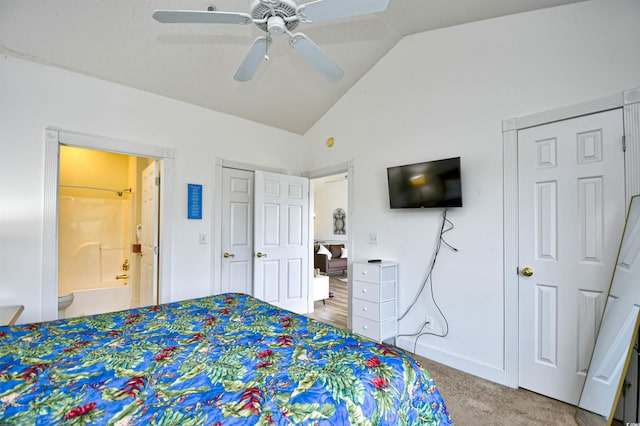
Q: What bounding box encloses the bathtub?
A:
[60,279,132,319]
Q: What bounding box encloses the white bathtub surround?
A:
[62,281,132,318]
[58,195,134,317]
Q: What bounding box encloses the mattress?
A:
[0,293,451,425]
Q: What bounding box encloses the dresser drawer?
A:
[353,298,395,322]
[353,316,397,343]
[353,298,378,321]
[353,280,380,303]
[352,315,380,341]
[353,263,381,284]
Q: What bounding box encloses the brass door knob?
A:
[521,267,534,277]
[223,252,235,258]
[256,252,267,258]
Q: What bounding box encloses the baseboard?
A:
[396,336,508,386]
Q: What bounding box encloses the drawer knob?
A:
[362,325,368,330]
[362,307,367,311]
[362,289,367,293]
[362,271,367,275]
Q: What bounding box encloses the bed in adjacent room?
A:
[0,293,451,425]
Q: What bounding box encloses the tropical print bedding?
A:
[0,293,451,425]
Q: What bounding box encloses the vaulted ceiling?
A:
[0,0,586,134]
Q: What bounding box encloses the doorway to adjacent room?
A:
[308,170,350,326]
[57,147,159,318]
[42,129,174,322]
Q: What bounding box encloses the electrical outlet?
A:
[425,316,433,329]
[199,234,207,244]
[368,233,378,244]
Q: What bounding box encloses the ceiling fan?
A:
[153,0,389,82]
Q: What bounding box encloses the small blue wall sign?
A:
[187,184,202,220]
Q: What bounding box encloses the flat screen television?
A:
[387,157,462,209]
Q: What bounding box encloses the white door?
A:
[140,162,159,306]
[518,109,626,404]
[253,170,310,314]
[221,168,254,294]
[579,198,640,417]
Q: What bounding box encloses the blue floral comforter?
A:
[0,293,451,425]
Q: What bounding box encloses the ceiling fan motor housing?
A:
[251,0,300,32]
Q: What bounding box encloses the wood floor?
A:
[305,275,348,329]
[304,275,581,425]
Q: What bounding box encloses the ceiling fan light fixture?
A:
[252,0,299,32]
[267,16,287,36]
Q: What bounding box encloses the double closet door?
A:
[220,168,310,314]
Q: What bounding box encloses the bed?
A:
[0,293,451,425]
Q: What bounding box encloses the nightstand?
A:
[0,305,24,326]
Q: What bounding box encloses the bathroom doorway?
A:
[57,146,159,318]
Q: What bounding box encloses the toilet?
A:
[58,293,74,318]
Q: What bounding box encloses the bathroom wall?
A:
[59,146,130,199]
[58,146,132,294]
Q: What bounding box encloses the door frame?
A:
[43,128,175,321]
[211,158,287,296]
[502,87,640,388]
[304,161,355,327]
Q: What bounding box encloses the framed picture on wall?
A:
[333,208,345,235]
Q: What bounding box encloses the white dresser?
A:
[351,261,397,343]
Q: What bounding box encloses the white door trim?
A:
[43,128,174,321]
[502,88,640,388]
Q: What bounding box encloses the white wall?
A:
[313,175,348,243]
[303,0,640,383]
[0,55,305,324]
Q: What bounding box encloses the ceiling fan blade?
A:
[290,33,343,82]
[153,10,252,25]
[235,37,272,82]
[297,0,389,23]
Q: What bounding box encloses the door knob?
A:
[223,252,235,258]
[521,267,534,277]
[256,252,267,258]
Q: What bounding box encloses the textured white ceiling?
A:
[0,0,586,134]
